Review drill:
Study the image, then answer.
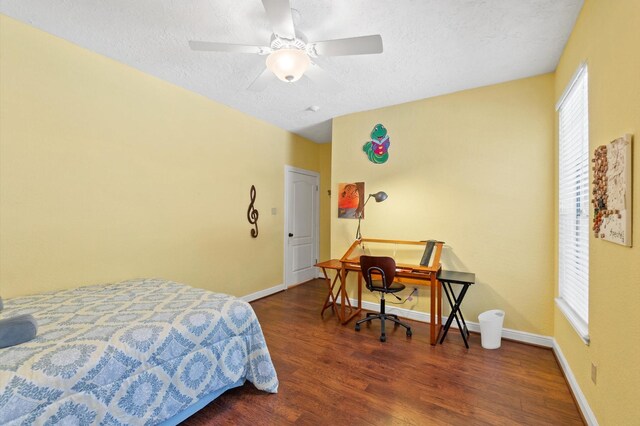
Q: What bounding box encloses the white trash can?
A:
[478,309,505,349]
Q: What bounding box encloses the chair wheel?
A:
[355,324,360,332]
[406,329,412,337]
[380,335,386,342]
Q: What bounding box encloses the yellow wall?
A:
[554,0,640,424]
[332,74,555,335]
[0,15,331,299]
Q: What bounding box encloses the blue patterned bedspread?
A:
[0,279,278,425]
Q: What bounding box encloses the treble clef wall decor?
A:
[247,185,259,238]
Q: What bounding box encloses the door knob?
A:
[288,233,294,237]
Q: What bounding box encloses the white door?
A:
[284,167,319,287]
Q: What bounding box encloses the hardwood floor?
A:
[183,279,584,425]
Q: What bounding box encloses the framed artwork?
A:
[338,182,364,219]
[592,134,633,246]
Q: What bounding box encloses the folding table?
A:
[437,270,475,348]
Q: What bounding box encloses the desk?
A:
[315,259,353,321]
[437,270,475,348]
[339,238,444,345]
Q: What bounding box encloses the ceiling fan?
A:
[188,0,383,91]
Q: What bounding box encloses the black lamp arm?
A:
[354,191,387,240]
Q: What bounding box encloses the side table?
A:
[437,270,475,348]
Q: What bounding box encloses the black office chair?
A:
[355,255,412,342]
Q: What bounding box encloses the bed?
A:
[0,278,279,425]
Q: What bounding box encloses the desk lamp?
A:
[355,191,387,240]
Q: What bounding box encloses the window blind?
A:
[556,64,590,344]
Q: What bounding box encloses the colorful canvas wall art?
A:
[363,124,390,164]
[338,182,365,219]
[592,134,633,246]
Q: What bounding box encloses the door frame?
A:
[283,165,320,289]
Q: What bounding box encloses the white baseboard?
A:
[241,283,285,302]
[500,327,554,347]
[552,341,599,425]
[348,298,555,347]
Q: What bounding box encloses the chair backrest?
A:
[360,256,396,290]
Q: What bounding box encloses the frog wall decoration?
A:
[363,124,391,164]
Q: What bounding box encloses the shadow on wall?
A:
[440,245,470,272]
[440,245,540,332]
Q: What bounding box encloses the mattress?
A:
[0,278,278,424]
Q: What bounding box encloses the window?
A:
[556,64,590,344]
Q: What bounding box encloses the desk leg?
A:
[430,275,436,345]
[451,284,470,339]
[455,285,471,346]
[340,270,362,325]
[439,283,457,343]
[339,267,347,322]
[320,268,339,317]
[437,276,442,331]
[357,272,362,311]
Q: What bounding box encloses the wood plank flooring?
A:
[183,279,584,425]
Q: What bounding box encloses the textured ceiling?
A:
[0,0,583,143]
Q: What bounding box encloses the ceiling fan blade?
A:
[309,35,383,57]
[248,67,276,91]
[261,0,296,39]
[189,40,268,54]
[304,62,341,91]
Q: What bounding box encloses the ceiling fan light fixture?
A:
[266,48,310,82]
